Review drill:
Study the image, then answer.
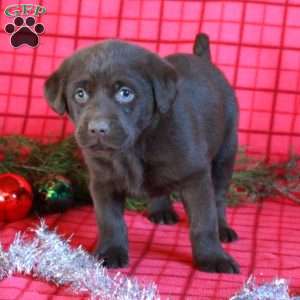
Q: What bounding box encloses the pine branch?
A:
[0,135,300,211]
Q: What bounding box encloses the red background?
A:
[0,0,300,161]
[1,1,300,300]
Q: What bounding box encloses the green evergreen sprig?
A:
[0,135,300,212]
[0,135,91,205]
[230,150,300,205]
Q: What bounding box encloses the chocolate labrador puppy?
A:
[44,33,239,273]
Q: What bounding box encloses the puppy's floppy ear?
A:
[44,64,67,115]
[147,54,177,114]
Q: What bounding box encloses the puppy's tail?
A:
[193,33,211,61]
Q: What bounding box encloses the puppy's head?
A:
[44,40,177,153]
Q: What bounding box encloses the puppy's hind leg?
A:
[212,131,238,243]
[147,196,179,225]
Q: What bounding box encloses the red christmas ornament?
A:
[0,173,33,222]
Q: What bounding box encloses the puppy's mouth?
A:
[80,137,129,153]
[87,143,114,152]
[75,128,134,153]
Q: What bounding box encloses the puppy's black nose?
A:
[88,120,110,136]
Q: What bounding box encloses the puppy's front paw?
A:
[195,251,240,274]
[93,246,129,268]
[219,225,238,243]
[148,208,179,225]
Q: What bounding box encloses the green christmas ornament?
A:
[37,175,74,213]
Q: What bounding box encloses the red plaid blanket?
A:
[1,199,299,299]
[1,0,300,161]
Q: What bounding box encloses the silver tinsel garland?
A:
[0,221,159,300]
[230,276,300,300]
[1,221,300,300]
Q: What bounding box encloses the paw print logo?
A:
[4,16,45,48]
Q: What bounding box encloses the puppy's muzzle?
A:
[85,117,128,151]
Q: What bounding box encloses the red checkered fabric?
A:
[1,0,300,299]
[0,0,300,160]
[0,200,300,299]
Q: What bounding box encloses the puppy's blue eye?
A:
[115,87,135,103]
[74,88,89,103]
